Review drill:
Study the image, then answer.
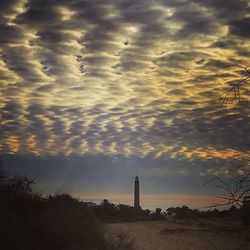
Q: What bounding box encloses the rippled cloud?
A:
[0,0,249,178]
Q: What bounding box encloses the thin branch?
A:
[219,61,250,108]
[203,160,250,187]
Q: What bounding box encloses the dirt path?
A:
[105,219,250,250]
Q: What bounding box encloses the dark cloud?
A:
[204,59,230,69]
[0,101,24,135]
[155,51,209,68]
[0,24,25,45]
[168,89,187,96]
[120,5,164,24]
[229,17,250,38]
[211,39,238,49]
[171,9,219,38]
[191,0,249,20]
[36,84,54,92]
[0,0,21,22]
[2,46,44,82]
[17,0,61,28]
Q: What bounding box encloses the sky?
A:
[0,0,250,210]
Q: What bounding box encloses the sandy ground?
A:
[105,218,250,250]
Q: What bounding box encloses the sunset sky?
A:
[0,0,250,209]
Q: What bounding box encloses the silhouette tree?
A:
[205,60,250,225]
[204,169,250,208]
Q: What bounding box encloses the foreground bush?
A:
[0,168,134,250]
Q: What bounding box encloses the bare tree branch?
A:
[219,61,250,109]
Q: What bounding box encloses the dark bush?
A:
[0,168,134,250]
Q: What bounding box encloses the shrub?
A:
[0,168,117,250]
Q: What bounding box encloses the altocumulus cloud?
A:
[0,0,249,203]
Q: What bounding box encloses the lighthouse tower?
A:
[134,176,140,208]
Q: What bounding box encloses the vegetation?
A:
[0,166,135,250]
[94,199,163,222]
[166,205,233,219]
[95,201,239,222]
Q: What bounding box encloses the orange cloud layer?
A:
[177,146,250,160]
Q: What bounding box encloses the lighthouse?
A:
[134,176,140,208]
